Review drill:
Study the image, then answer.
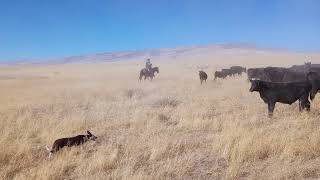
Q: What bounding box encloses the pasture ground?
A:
[1,50,320,179]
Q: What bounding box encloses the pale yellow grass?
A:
[1,51,320,179]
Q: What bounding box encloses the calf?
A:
[46,131,97,157]
[199,71,208,84]
[249,80,312,117]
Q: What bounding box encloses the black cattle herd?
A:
[198,63,320,117]
[214,66,247,80]
[138,63,320,117]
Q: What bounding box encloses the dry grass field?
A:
[1,49,320,179]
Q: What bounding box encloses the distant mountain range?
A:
[0,44,307,65]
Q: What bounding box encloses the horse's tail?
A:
[139,70,144,81]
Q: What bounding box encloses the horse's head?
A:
[154,67,159,73]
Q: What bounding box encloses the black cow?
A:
[230,66,246,75]
[214,71,227,80]
[199,71,208,84]
[247,67,309,82]
[290,62,320,73]
[249,80,313,117]
[221,69,233,77]
[290,62,312,73]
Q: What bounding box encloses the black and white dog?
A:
[46,131,97,158]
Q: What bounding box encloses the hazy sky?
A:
[0,0,319,60]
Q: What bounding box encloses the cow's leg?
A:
[303,100,311,111]
[298,100,302,112]
[267,102,275,117]
[305,100,311,111]
[300,95,310,111]
[200,79,203,84]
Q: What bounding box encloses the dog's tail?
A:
[45,146,53,158]
[45,146,51,152]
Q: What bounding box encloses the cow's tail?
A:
[307,72,318,101]
[310,90,316,101]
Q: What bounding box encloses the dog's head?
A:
[87,131,97,141]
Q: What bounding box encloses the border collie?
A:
[46,130,97,158]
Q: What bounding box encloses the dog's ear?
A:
[87,131,92,136]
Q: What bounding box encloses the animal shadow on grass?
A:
[124,89,145,99]
[152,97,181,108]
[158,113,178,126]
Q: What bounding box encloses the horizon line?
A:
[1,42,319,63]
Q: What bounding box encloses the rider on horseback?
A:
[146,58,152,72]
[139,58,158,81]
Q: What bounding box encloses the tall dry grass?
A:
[1,51,320,179]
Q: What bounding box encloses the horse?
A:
[139,67,159,81]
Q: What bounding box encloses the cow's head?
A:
[249,79,263,92]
